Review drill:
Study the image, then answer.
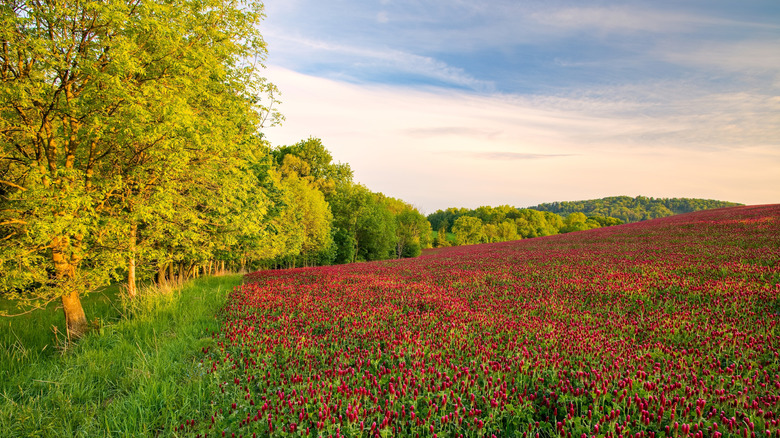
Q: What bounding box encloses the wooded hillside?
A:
[530,196,741,223]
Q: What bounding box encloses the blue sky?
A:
[260,0,780,213]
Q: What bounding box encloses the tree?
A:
[588,216,623,227]
[356,197,396,261]
[273,138,353,197]
[561,212,589,233]
[394,207,432,258]
[0,0,277,337]
[495,221,519,241]
[515,209,557,238]
[427,207,468,232]
[329,184,399,263]
[434,221,450,247]
[452,216,484,245]
[482,224,498,243]
[280,174,333,267]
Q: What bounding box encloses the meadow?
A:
[192,205,779,438]
[2,205,778,437]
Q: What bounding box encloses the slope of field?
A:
[195,205,780,437]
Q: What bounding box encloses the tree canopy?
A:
[0,0,279,336]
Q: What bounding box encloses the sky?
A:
[258,0,780,214]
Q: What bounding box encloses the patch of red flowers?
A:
[187,205,780,437]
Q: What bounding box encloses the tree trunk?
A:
[185,262,195,280]
[158,263,167,286]
[62,290,88,339]
[127,223,137,298]
[52,236,88,339]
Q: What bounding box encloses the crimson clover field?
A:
[186,205,780,438]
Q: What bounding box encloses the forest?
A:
[428,205,622,246]
[530,195,741,223]
[427,196,741,247]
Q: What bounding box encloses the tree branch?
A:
[0,179,27,191]
[0,296,60,317]
[0,219,27,226]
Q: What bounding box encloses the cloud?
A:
[262,66,780,211]
[264,33,494,91]
[460,151,574,161]
[657,39,780,73]
[529,5,776,35]
[405,127,502,140]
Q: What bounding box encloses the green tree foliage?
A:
[531,196,741,223]
[512,209,559,238]
[357,194,397,262]
[587,216,624,227]
[382,196,432,258]
[254,138,430,267]
[427,207,469,232]
[272,137,353,197]
[329,183,396,263]
[560,212,602,233]
[452,216,484,245]
[394,207,432,258]
[495,221,519,241]
[0,2,436,339]
[429,204,625,247]
[0,0,278,336]
[271,173,333,268]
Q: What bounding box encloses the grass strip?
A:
[0,275,241,437]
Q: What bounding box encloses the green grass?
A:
[0,275,241,437]
[1,284,125,379]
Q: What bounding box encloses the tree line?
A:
[0,0,429,338]
[266,138,431,269]
[530,196,741,223]
[428,205,623,247]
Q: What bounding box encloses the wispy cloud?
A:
[461,151,574,161]
[657,39,780,73]
[263,67,780,211]
[405,127,503,140]
[259,0,780,210]
[528,6,762,34]
[265,33,494,91]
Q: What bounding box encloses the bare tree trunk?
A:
[127,223,137,298]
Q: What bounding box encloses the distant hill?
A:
[529,196,742,223]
